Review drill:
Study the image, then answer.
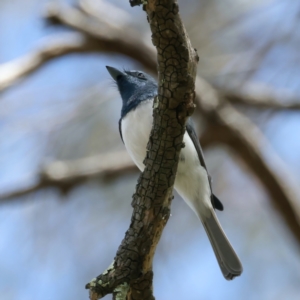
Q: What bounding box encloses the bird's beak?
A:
[106,66,125,80]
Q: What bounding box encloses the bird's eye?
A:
[137,72,146,79]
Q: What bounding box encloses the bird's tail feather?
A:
[201,210,243,280]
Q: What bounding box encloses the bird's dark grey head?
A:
[106,66,157,117]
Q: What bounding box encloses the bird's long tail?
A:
[200,209,243,280]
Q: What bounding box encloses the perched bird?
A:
[106,66,243,280]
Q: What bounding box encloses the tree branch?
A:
[0,2,157,94]
[85,1,198,299]
[205,117,300,241]
[195,77,300,244]
[0,151,136,203]
[45,2,157,71]
[223,90,300,110]
[0,33,103,93]
[78,0,131,25]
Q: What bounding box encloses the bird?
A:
[106,66,243,280]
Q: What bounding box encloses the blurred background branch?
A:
[0,33,104,92]
[0,151,136,202]
[223,90,300,111]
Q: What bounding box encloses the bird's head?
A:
[106,66,157,107]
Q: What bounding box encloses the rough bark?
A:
[85,1,198,299]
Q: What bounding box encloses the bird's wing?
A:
[119,118,124,143]
[186,119,207,170]
[186,119,223,211]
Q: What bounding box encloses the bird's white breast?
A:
[121,99,212,217]
[121,100,153,171]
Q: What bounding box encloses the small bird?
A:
[106,66,243,280]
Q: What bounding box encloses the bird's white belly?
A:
[121,100,212,217]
